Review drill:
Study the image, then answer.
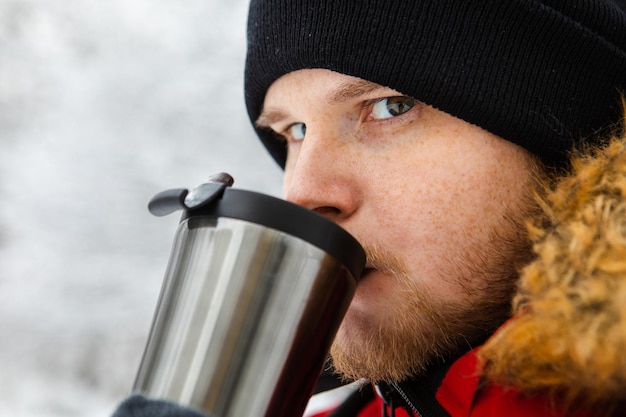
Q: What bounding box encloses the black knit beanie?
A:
[245,0,626,168]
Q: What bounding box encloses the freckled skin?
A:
[261,69,538,380]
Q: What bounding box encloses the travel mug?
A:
[132,173,365,417]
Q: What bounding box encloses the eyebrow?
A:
[326,79,386,104]
[255,78,388,128]
[255,109,289,128]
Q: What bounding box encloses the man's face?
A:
[258,69,540,382]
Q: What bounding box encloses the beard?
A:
[329,181,543,383]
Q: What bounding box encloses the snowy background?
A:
[0,0,282,415]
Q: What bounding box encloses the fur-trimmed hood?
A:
[479,107,626,411]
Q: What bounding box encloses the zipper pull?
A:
[377,384,396,417]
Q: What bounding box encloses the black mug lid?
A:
[148,174,365,280]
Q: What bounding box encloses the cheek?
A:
[367,136,533,275]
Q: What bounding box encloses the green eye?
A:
[371,96,416,119]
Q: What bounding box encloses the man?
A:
[113,1,626,416]
[243,1,626,416]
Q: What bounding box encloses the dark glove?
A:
[112,395,209,417]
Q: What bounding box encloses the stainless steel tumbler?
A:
[132,174,365,417]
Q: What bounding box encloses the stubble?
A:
[329,160,547,383]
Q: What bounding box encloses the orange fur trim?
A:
[479,104,626,409]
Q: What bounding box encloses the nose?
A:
[283,132,359,223]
